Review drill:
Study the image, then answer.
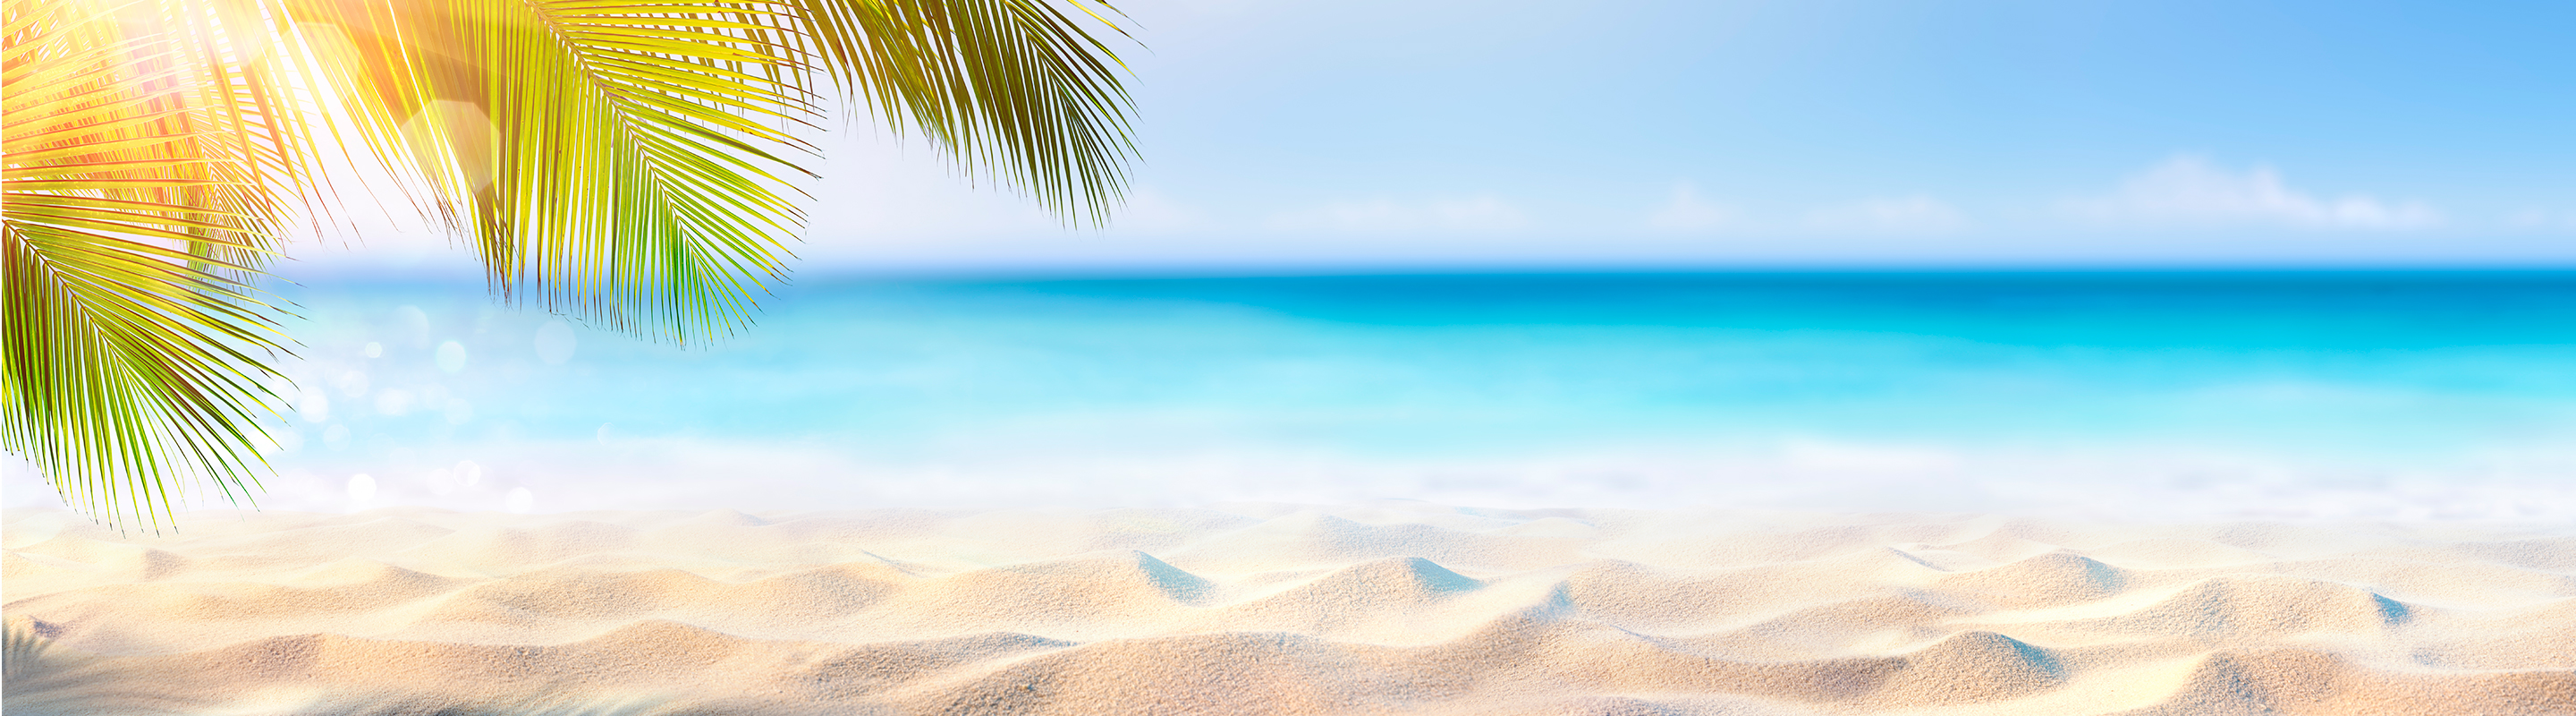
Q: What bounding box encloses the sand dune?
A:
[5,504,2572,715]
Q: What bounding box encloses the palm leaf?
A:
[795,0,1135,221]
[3,0,306,533]
[5,0,1137,530]
[273,0,821,342]
[277,0,1134,343]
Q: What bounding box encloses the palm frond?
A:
[3,0,305,533]
[5,0,1138,531]
[277,0,823,343]
[277,0,1136,342]
[796,0,1135,222]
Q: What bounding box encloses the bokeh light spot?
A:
[536,320,578,365]
[375,388,415,417]
[300,391,331,422]
[396,306,430,346]
[435,341,469,373]
[334,371,369,398]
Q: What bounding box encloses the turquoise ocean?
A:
[13,272,2576,522]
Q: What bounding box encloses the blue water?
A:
[21,272,2576,520]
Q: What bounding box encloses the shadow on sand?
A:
[4,619,668,716]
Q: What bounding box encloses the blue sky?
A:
[296,0,2576,275]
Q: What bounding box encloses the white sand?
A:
[4,503,2572,715]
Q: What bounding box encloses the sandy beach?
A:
[12,0,2572,711]
[4,503,2571,715]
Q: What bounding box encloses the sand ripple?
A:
[5,504,2572,715]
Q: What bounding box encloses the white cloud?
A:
[1805,196,1969,234]
[801,134,1060,241]
[2070,156,2438,230]
[2506,208,2576,232]
[1267,196,1530,234]
[1112,188,1204,234]
[1644,183,1741,233]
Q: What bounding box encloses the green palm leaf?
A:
[4,0,308,532]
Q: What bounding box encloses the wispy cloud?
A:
[1267,196,1530,234]
[1108,188,1205,234]
[2506,208,2576,232]
[1805,196,1969,234]
[797,133,1060,242]
[1644,183,1741,233]
[2069,156,2438,230]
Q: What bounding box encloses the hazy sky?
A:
[296,0,2576,276]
